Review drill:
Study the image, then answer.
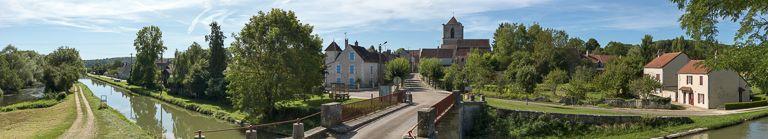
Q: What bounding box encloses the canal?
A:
[682,117,768,139]
[0,86,45,107]
[80,78,283,139]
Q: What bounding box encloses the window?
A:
[699,76,703,85]
[698,94,705,104]
[336,65,341,73]
[349,78,355,84]
[686,76,693,85]
[349,52,355,61]
[655,74,660,81]
[350,64,355,74]
[370,66,374,74]
[336,77,341,83]
[450,28,455,38]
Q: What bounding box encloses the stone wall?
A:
[493,108,691,125]
[604,98,671,109]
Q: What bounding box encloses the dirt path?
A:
[59,86,96,139]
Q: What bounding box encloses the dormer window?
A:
[349,52,355,61]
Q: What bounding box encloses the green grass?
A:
[601,108,768,138]
[0,91,76,138]
[487,98,633,116]
[0,98,61,112]
[77,83,153,139]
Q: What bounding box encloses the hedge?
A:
[723,100,768,110]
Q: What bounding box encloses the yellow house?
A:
[676,60,751,109]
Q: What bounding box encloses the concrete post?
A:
[245,129,257,139]
[417,108,436,137]
[292,123,305,139]
[321,102,342,128]
[406,93,414,105]
[194,130,205,139]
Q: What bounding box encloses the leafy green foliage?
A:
[543,69,568,95]
[442,64,466,91]
[385,57,411,84]
[465,50,495,87]
[206,21,229,99]
[596,47,644,98]
[129,26,166,88]
[418,58,443,86]
[671,0,768,45]
[43,46,84,93]
[723,101,768,110]
[629,76,662,99]
[227,9,324,116]
[0,45,45,92]
[585,38,600,52]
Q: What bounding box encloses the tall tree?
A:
[206,21,228,99]
[129,26,166,88]
[43,46,84,93]
[419,58,443,87]
[640,34,655,62]
[385,57,411,85]
[442,64,465,91]
[543,69,568,96]
[585,38,600,53]
[465,50,494,87]
[671,0,768,44]
[227,9,324,116]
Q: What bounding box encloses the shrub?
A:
[723,101,768,110]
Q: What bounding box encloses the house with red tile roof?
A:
[583,54,615,72]
[643,52,690,99]
[676,60,750,109]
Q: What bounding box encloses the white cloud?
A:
[0,0,243,33]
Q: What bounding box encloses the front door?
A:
[688,92,694,105]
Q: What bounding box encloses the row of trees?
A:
[0,45,84,95]
[414,22,723,101]
[128,9,326,118]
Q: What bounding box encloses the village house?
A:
[419,17,491,66]
[676,60,750,109]
[324,39,385,88]
[643,52,690,98]
[583,53,615,72]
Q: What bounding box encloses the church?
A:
[419,16,491,66]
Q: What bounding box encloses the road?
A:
[334,74,450,139]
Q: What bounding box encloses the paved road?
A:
[334,74,450,139]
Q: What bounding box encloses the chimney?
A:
[656,49,662,57]
[355,41,358,46]
[345,38,349,47]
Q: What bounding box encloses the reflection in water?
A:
[0,86,45,106]
[682,117,768,139]
[81,78,253,139]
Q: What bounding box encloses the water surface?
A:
[0,86,45,106]
[681,117,768,139]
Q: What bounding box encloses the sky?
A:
[0,0,740,60]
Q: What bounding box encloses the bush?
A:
[723,101,768,110]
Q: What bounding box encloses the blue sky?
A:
[0,0,740,60]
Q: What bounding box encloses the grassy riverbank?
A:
[606,108,768,138]
[0,91,76,138]
[486,98,633,116]
[87,74,247,123]
[77,83,153,138]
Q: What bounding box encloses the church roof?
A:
[420,48,454,59]
[447,16,459,24]
[324,41,342,51]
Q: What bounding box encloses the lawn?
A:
[0,91,76,139]
[487,98,633,116]
[77,83,153,139]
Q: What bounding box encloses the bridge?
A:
[192,74,472,139]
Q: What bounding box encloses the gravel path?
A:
[59,86,96,139]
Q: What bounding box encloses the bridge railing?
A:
[433,92,456,126]
[341,90,406,121]
[194,111,320,138]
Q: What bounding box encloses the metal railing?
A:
[341,90,406,121]
[406,92,457,138]
[194,112,320,138]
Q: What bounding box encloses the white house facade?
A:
[324,40,384,88]
[643,52,690,98]
[676,60,750,109]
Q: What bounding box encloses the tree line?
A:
[0,45,84,97]
[414,22,730,101]
[127,9,324,118]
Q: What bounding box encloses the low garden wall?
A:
[493,108,691,125]
[604,98,671,109]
